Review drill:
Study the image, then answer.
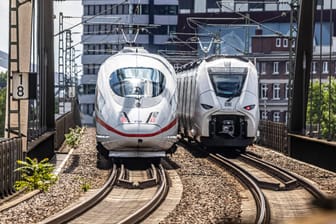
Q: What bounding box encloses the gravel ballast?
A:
[1,126,336,224]
[161,145,243,224]
[0,127,109,224]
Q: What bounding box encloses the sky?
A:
[0,1,83,71]
[0,1,9,53]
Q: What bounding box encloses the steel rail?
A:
[209,153,271,224]
[243,153,327,200]
[240,154,298,190]
[41,164,118,224]
[117,164,169,224]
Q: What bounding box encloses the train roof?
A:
[177,54,250,72]
[118,46,149,54]
[103,47,176,75]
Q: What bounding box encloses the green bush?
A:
[65,126,85,148]
[15,157,58,192]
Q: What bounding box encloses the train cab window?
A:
[209,67,247,98]
[109,67,165,98]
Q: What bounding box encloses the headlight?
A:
[201,103,213,110]
[119,112,130,123]
[146,112,159,123]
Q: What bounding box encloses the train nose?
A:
[116,123,162,136]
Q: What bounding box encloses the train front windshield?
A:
[209,67,247,98]
[109,67,165,98]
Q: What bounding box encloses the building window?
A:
[78,84,96,95]
[154,5,178,15]
[207,0,218,8]
[81,104,95,115]
[312,61,317,74]
[261,111,268,120]
[133,4,149,15]
[273,112,280,122]
[84,6,89,15]
[283,38,288,47]
[260,83,268,99]
[112,4,117,14]
[100,5,107,15]
[194,0,206,13]
[84,25,89,35]
[285,61,290,74]
[276,38,281,47]
[273,62,279,74]
[323,61,329,73]
[83,64,101,75]
[249,2,264,11]
[285,83,289,100]
[261,62,266,74]
[88,5,95,15]
[95,5,101,15]
[256,62,260,74]
[273,83,280,100]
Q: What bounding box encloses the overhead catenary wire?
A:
[54,1,127,37]
[217,1,287,37]
[185,18,247,54]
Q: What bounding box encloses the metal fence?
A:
[258,120,288,154]
[54,100,81,149]
[55,110,76,149]
[0,138,23,198]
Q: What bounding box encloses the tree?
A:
[0,71,7,84]
[306,78,336,139]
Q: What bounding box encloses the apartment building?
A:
[253,32,336,123]
[79,0,178,124]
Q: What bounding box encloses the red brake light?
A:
[244,104,255,111]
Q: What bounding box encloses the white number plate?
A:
[224,102,232,107]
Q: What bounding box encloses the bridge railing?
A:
[0,138,23,198]
[55,109,76,149]
[258,120,288,155]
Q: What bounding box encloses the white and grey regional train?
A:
[177,55,259,151]
[95,47,178,163]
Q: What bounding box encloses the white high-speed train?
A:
[95,47,178,165]
[177,55,259,151]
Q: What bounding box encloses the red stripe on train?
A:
[96,116,177,137]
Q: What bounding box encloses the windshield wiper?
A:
[226,95,235,102]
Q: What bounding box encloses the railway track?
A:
[41,162,169,224]
[209,150,327,223]
[209,153,270,224]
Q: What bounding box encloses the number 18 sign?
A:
[12,72,29,99]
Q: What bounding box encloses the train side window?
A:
[187,74,192,128]
[182,77,188,127]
